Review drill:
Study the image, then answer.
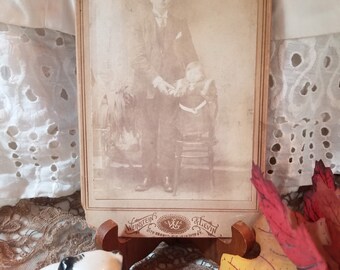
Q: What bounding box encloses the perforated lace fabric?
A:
[0,23,79,205]
[266,33,340,193]
[0,191,96,270]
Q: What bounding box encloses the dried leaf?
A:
[315,181,340,265]
[219,215,297,270]
[312,160,335,191]
[289,209,306,226]
[324,221,340,266]
[304,190,322,222]
[251,163,329,270]
[304,160,335,222]
[315,181,340,228]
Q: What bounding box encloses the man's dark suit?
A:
[129,8,198,186]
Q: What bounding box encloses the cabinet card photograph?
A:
[77,0,271,237]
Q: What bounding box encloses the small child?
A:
[173,61,217,137]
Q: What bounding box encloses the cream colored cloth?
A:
[0,0,76,35]
[0,23,79,206]
[1,1,340,39]
[272,0,340,40]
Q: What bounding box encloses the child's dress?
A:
[175,79,217,137]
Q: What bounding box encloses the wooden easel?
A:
[95,219,256,269]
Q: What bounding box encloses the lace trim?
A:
[266,33,340,192]
[0,192,96,270]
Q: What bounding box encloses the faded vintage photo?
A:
[78,0,270,237]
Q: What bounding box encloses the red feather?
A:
[251,163,329,269]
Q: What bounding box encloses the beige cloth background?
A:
[272,0,340,40]
[0,0,76,35]
[1,0,340,38]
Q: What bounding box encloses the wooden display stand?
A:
[96,219,256,269]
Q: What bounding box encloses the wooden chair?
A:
[173,94,218,196]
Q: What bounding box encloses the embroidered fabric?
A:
[266,33,340,193]
[0,192,96,270]
[0,23,79,206]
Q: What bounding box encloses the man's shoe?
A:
[135,178,152,192]
[163,176,173,193]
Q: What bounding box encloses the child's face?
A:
[186,66,204,83]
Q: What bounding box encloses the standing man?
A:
[129,0,198,192]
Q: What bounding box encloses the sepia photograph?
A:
[77,0,270,237]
